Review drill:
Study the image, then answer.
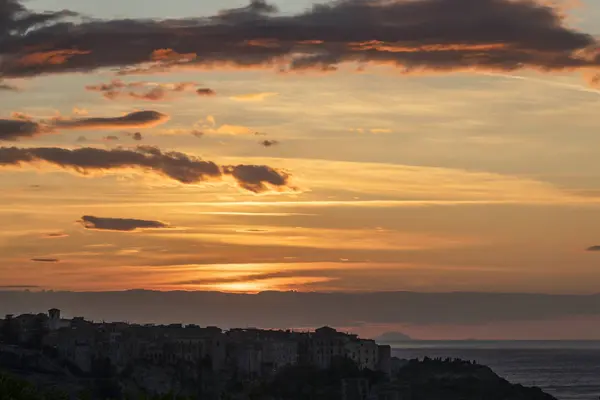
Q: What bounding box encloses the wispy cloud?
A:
[0,82,19,91]
[230,92,278,102]
[86,79,204,101]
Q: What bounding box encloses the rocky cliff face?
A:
[1,348,559,400]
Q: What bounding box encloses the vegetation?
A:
[0,373,68,400]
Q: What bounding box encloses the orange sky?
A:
[1,0,600,338]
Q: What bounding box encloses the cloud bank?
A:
[0,0,599,81]
[0,145,294,193]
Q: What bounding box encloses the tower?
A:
[48,308,61,331]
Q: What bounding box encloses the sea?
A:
[388,341,600,400]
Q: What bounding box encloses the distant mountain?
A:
[376,331,414,342]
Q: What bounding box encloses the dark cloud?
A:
[196,88,217,96]
[587,246,600,252]
[51,110,169,130]
[104,135,119,141]
[79,215,169,232]
[0,118,45,141]
[132,132,143,141]
[31,258,59,263]
[0,82,18,91]
[0,0,77,39]
[0,145,295,193]
[223,164,293,193]
[44,232,69,238]
[0,0,598,81]
[1,110,168,141]
[191,130,204,138]
[260,139,279,147]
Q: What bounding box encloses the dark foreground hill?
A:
[1,350,556,400]
[390,357,556,400]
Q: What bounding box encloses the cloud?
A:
[31,258,59,263]
[86,79,202,101]
[44,232,69,238]
[0,0,598,81]
[50,110,169,130]
[129,87,168,101]
[230,92,278,101]
[0,118,46,141]
[260,139,279,147]
[196,88,217,96]
[370,128,392,134]
[104,135,119,141]
[213,124,254,135]
[224,164,294,193]
[0,285,40,290]
[587,246,600,252]
[0,82,19,91]
[79,215,170,232]
[0,145,295,193]
[131,132,143,141]
[72,107,88,116]
[15,50,90,67]
[170,119,254,136]
[1,110,168,140]
[352,128,393,134]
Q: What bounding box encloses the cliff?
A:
[1,348,558,400]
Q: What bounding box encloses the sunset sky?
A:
[2,0,600,306]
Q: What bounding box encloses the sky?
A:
[1,0,600,338]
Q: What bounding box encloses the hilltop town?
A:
[0,309,557,400]
[1,309,393,398]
